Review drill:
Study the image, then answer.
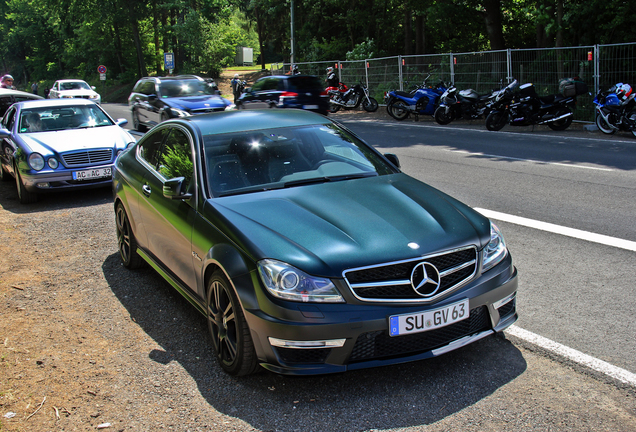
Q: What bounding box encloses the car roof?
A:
[181,109,329,136]
[13,98,99,109]
[55,79,89,83]
[258,75,318,81]
[0,89,44,100]
[140,75,205,83]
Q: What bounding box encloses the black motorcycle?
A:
[434,85,501,125]
[328,83,378,113]
[485,79,582,131]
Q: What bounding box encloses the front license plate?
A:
[389,299,469,337]
[303,105,319,110]
[72,167,112,181]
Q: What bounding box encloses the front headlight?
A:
[169,108,190,117]
[481,222,508,272]
[225,103,236,111]
[90,94,99,99]
[47,158,59,169]
[257,259,344,303]
[61,95,74,98]
[28,153,45,171]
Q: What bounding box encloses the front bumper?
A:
[242,255,518,375]
[20,163,114,193]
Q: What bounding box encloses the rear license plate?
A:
[303,105,319,110]
[73,167,112,181]
[389,299,469,337]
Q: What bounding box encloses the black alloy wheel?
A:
[115,204,144,269]
[485,110,508,131]
[328,99,340,113]
[362,97,379,112]
[434,106,454,125]
[206,271,260,376]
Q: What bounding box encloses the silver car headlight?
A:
[481,222,508,272]
[257,259,344,303]
[47,158,59,169]
[169,108,190,117]
[28,153,45,171]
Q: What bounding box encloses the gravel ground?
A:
[1,133,635,431]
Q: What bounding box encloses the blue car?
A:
[128,75,232,132]
[0,99,135,204]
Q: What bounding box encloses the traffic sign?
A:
[98,65,107,74]
[164,53,175,71]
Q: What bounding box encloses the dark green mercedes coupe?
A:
[113,109,518,376]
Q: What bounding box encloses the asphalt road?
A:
[96,104,636,429]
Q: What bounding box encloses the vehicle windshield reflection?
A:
[18,105,114,133]
[204,123,394,197]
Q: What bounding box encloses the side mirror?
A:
[91,86,97,90]
[384,153,400,169]
[148,94,158,101]
[116,118,128,127]
[0,127,11,139]
[163,177,193,200]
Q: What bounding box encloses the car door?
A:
[49,82,59,99]
[131,80,158,127]
[0,106,18,177]
[241,77,279,109]
[136,125,197,290]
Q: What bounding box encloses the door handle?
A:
[142,184,151,196]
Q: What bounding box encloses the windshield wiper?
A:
[284,172,377,188]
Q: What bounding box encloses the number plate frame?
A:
[72,167,112,181]
[389,299,470,337]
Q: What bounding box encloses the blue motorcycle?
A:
[593,83,636,137]
[385,75,447,121]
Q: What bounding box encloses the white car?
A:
[49,79,101,104]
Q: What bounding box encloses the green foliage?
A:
[346,39,376,61]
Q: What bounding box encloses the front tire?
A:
[434,106,454,125]
[485,110,508,131]
[15,168,37,204]
[547,108,573,131]
[362,97,379,112]
[387,99,409,120]
[115,204,144,269]
[595,113,615,134]
[206,271,260,376]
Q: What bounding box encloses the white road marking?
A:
[475,208,636,252]
[506,325,636,386]
[450,149,613,171]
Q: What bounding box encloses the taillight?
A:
[280,91,299,97]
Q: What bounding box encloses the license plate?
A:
[389,299,469,337]
[72,167,112,181]
[303,105,319,110]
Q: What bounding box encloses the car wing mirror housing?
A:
[0,128,11,138]
[384,153,401,169]
[116,118,128,127]
[163,177,193,200]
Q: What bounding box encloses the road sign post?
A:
[164,53,175,74]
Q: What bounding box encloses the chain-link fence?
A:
[271,42,636,122]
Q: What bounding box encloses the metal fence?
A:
[271,42,636,122]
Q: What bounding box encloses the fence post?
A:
[507,48,512,82]
[594,45,600,96]
[398,55,403,91]
[365,59,369,88]
[449,53,455,85]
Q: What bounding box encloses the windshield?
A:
[19,105,114,133]
[159,79,218,98]
[204,123,397,197]
[60,81,91,91]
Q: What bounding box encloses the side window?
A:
[138,128,170,168]
[141,81,156,95]
[262,78,279,91]
[3,107,16,130]
[251,79,266,92]
[159,129,194,188]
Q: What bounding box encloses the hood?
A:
[58,90,98,97]
[206,174,491,277]
[167,95,229,111]
[19,126,134,156]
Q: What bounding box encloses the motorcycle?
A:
[327,82,378,113]
[593,83,636,137]
[485,78,584,131]
[384,75,447,121]
[434,84,502,125]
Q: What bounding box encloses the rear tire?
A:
[434,106,454,125]
[547,108,573,131]
[362,97,378,112]
[115,203,144,269]
[206,271,260,376]
[328,100,340,113]
[387,99,409,121]
[485,110,508,131]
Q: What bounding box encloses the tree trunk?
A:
[128,4,148,78]
[415,14,425,55]
[481,0,506,50]
[404,9,413,55]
